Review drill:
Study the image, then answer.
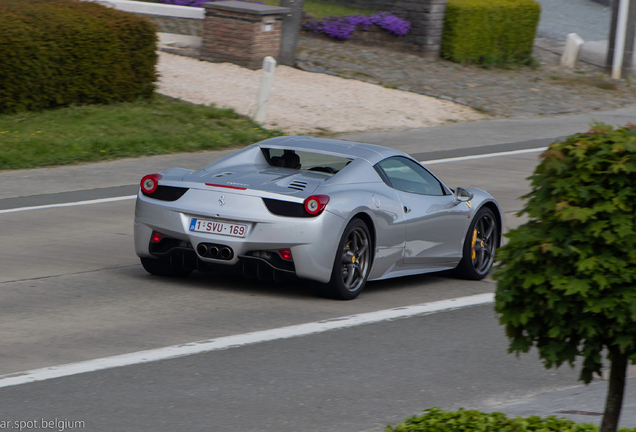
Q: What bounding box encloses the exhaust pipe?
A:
[197,243,232,260]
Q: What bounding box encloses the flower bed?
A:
[304,12,410,41]
[161,0,263,6]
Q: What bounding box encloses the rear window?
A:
[262,148,352,174]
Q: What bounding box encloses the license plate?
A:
[189,218,247,238]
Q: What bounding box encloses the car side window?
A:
[376,157,446,196]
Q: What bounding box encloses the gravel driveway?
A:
[156,51,484,134]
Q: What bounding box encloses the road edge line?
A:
[0,293,494,389]
[421,147,547,165]
[1,147,549,214]
[0,195,137,215]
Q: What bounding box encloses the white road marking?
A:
[0,195,136,215]
[1,147,547,214]
[421,147,547,165]
[0,293,494,389]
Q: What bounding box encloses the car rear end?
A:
[134,172,344,284]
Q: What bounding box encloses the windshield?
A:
[261,148,352,174]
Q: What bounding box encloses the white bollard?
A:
[561,33,584,68]
[254,56,276,124]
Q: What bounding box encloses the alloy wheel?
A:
[340,226,370,292]
[471,213,496,275]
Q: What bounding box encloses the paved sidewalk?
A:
[481,375,636,429]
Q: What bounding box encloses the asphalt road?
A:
[533,0,611,42]
[2,108,636,431]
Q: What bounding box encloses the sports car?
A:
[134,136,503,299]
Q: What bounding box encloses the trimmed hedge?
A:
[386,408,636,432]
[441,0,540,65]
[0,0,157,115]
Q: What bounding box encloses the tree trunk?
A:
[600,347,629,432]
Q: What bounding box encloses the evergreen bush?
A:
[0,0,157,115]
[441,0,540,65]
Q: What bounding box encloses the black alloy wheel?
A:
[317,218,372,300]
[453,207,498,280]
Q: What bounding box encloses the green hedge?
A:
[0,0,157,115]
[441,0,540,65]
[387,408,636,432]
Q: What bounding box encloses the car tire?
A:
[315,218,372,300]
[452,207,498,280]
[140,257,192,278]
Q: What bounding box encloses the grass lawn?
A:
[0,94,283,171]
[262,0,377,18]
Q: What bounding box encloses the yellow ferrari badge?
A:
[466,201,472,209]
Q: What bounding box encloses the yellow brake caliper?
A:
[347,241,356,263]
[471,229,477,259]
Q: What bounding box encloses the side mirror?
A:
[453,187,474,205]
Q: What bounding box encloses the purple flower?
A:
[161,0,207,6]
[302,12,410,40]
[161,0,264,6]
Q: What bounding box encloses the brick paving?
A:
[296,34,636,118]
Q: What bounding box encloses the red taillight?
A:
[150,231,163,243]
[304,194,330,216]
[141,173,163,194]
[278,249,292,261]
[205,183,247,190]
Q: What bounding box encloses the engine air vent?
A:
[288,180,307,191]
[213,172,234,178]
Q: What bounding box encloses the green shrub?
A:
[441,0,540,65]
[387,407,636,432]
[493,123,636,431]
[0,0,157,115]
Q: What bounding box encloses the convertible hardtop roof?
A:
[254,136,408,166]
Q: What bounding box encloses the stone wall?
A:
[394,0,446,60]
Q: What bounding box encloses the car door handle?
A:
[403,206,411,214]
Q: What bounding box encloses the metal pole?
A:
[278,0,305,66]
[622,0,636,81]
[607,0,620,73]
[612,0,630,79]
[254,56,276,124]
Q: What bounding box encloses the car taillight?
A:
[141,173,163,194]
[150,231,163,243]
[304,195,330,216]
[278,249,293,261]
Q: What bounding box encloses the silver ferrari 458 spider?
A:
[135,136,503,299]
